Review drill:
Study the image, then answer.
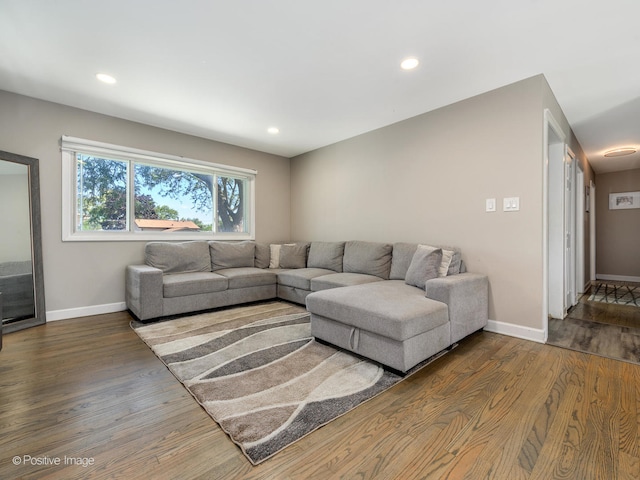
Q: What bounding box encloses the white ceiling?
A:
[1,0,639,173]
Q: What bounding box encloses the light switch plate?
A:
[486,198,496,212]
[503,197,520,211]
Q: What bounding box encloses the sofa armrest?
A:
[425,273,488,343]
[126,265,164,321]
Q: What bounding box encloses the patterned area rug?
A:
[131,302,448,465]
[588,283,640,307]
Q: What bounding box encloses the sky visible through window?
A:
[139,182,212,224]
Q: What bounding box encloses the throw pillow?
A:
[254,243,270,269]
[439,249,454,277]
[447,250,462,275]
[422,244,461,276]
[268,243,296,268]
[269,244,282,268]
[405,246,442,290]
[279,243,310,269]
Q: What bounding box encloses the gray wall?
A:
[291,75,591,332]
[595,168,640,279]
[0,90,291,317]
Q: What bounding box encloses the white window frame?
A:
[61,135,256,242]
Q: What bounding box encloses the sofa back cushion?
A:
[209,241,256,271]
[145,241,211,274]
[343,241,392,279]
[307,242,345,272]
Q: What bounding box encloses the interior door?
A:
[565,148,576,308]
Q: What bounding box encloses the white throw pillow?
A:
[269,244,281,268]
[439,249,454,277]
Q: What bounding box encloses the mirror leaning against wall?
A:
[0,150,46,346]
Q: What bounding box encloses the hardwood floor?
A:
[1,306,640,479]
[548,283,640,364]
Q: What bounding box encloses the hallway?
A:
[547,282,640,364]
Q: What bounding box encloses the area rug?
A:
[588,283,640,307]
[131,302,448,465]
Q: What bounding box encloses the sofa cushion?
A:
[163,272,228,298]
[277,268,336,290]
[390,242,462,278]
[306,280,449,342]
[209,241,255,271]
[215,267,276,289]
[269,244,281,268]
[269,243,296,268]
[145,241,211,274]
[343,241,392,279]
[405,246,442,289]
[424,245,462,276]
[279,243,310,269]
[310,272,385,291]
[307,242,345,272]
[390,242,419,280]
[254,243,271,269]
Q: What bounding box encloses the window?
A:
[62,136,255,241]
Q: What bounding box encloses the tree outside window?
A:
[75,154,247,234]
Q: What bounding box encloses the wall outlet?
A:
[503,197,520,211]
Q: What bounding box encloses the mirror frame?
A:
[0,150,46,333]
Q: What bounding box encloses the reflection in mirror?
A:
[0,162,34,321]
[0,151,46,333]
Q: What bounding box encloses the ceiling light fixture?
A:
[604,147,636,157]
[400,58,419,70]
[267,127,280,135]
[96,73,117,84]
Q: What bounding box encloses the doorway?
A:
[545,109,567,324]
[566,148,587,306]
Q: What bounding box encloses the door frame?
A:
[543,109,567,339]
[575,161,586,296]
[565,147,576,308]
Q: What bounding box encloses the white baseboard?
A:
[484,319,546,344]
[596,274,640,283]
[46,302,127,322]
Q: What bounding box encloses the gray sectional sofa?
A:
[0,260,35,321]
[126,240,488,372]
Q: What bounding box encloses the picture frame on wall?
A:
[609,191,640,210]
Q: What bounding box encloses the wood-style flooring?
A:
[548,282,640,364]
[1,302,640,479]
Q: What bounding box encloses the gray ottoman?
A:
[306,280,451,372]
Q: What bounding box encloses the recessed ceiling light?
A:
[604,147,636,157]
[96,73,117,84]
[400,58,419,70]
[267,127,280,135]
